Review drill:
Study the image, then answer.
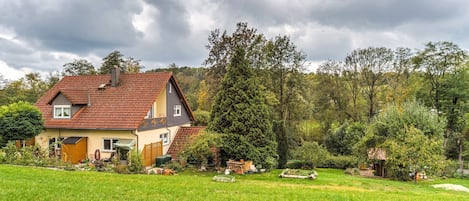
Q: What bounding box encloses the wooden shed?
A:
[62,137,87,164]
[368,148,387,177]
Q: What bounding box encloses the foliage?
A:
[325,121,366,155]
[62,59,96,76]
[99,50,143,74]
[321,155,359,169]
[345,47,394,120]
[128,149,143,173]
[164,161,183,172]
[192,110,210,126]
[0,73,55,105]
[179,131,221,168]
[1,141,55,166]
[0,101,44,146]
[358,101,446,181]
[292,141,329,169]
[208,47,277,168]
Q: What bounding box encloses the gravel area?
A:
[432,184,469,193]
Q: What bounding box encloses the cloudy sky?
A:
[0,0,468,80]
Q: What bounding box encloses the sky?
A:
[0,0,468,81]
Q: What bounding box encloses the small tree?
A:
[292,141,329,169]
[0,101,44,147]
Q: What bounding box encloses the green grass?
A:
[0,165,468,201]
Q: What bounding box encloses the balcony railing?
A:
[138,117,167,131]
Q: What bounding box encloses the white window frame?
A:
[168,83,172,93]
[173,105,181,117]
[53,105,71,119]
[103,139,119,152]
[160,133,170,145]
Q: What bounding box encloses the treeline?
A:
[1,23,468,175]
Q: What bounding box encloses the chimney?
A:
[111,66,120,87]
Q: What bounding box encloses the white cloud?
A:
[0,60,30,80]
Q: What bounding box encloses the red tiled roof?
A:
[167,126,206,160]
[55,89,89,105]
[35,72,193,130]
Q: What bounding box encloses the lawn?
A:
[0,164,468,201]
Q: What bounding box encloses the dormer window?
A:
[54,105,71,119]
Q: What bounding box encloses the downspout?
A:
[131,130,138,150]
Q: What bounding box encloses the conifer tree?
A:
[208,47,278,169]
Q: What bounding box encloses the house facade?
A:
[34,69,194,164]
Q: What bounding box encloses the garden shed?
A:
[62,137,87,164]
[368,148,386,177]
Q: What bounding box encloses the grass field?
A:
[0,164,468,201]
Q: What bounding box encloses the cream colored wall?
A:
[155,86,167,117]
[35,129,135,159]
[136,123,190,154]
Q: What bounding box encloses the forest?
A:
[1,22,468,180]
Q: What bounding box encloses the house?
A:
[34,68,194,164]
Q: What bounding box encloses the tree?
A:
[358,101,446,181]
[413,41,467,114]
[123,57,144,73]
[62,59,96,76]
[386,47,415,104]
[345,47,394,120]
[413,41,468,158]
[325,122,366,155]
[99,50,125,74]
[292,141,329,169]
[208,47,277,169]
[262,35,307,167]
[0,101,44,147]
[204,22,266,106]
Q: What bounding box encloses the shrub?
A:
[128,149,143,173]
[321,155,358,169]
[179,131,221,168]
[292,141,329,169]
[437,160,459,178]
[164,161,183,172]
[114,164,129,174]
[286,160,303,169]
[193,110,210,126]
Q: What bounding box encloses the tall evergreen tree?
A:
[208,47,278,169]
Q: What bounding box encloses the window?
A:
[168,83,172,93]
[103,139,119,151]
[144,107,153,119]
[54,105,71,118]
[160,133,170,145]
[173,105,181,117]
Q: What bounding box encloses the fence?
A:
[142,141,163,167]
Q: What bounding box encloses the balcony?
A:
[138,117,167,131]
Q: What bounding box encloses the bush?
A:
[164,161,183,172]
[321,155,358,169]
[179,131,221,168]
[438,160,459,178]
[286,160,303,169]
[128,149,143,173]
[193,110,210,126]
[114,164,129,174]
[292,141,329,169]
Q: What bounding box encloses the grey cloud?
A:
[0,0,143,53]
